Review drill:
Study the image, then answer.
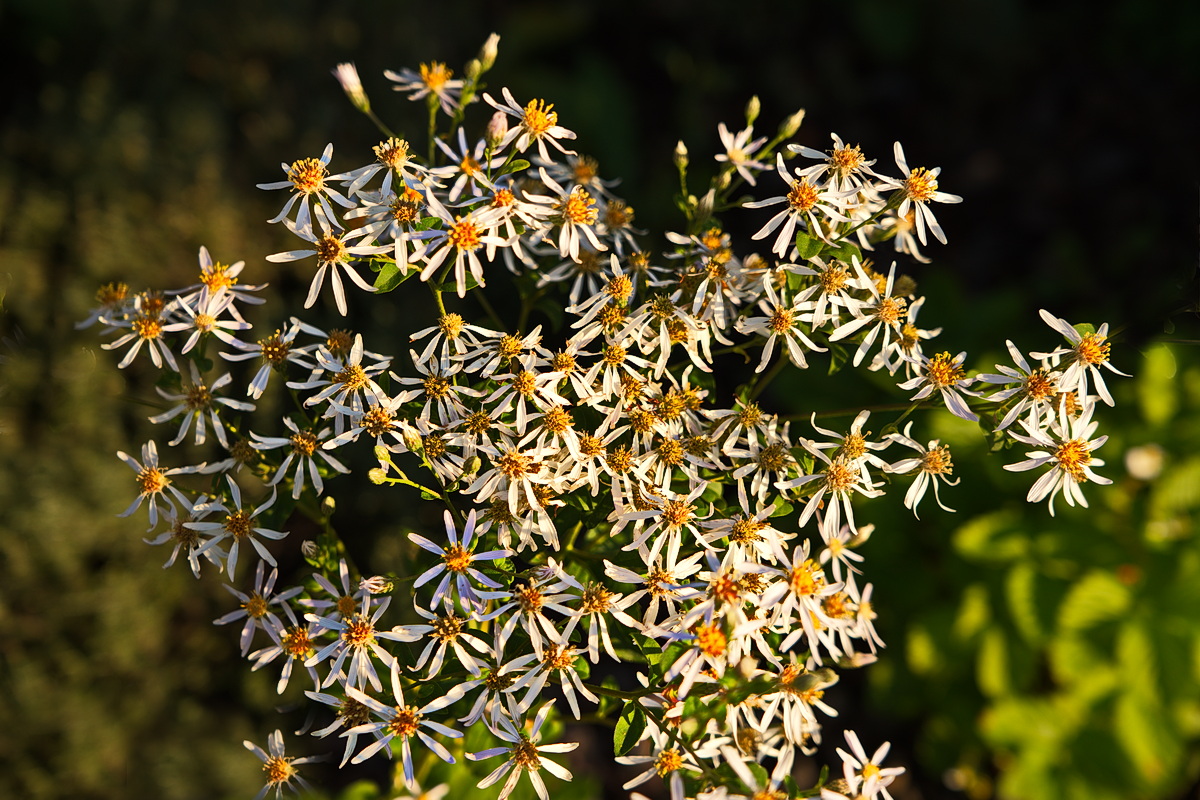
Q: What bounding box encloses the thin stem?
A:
[746,356,788,403]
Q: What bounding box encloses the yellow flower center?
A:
[904,167,939,203]
[925,351,965,388]
[521,99,557,136]
[448,217,482,251]
[287,157,327,194]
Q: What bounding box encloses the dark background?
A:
[1,0,1197,798]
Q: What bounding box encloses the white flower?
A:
[881,141,962,245]
[484,87,577,162]
[385,61,465,115]
[342,662,464,785]
[189,476,288,579]
[1004,400,1111,514]
[744,153,853,257]
[266,216,391,316]
[243,729,317,800]
[116,440,203,529]
[897,350,981,423]
[885,421,959,517]
[1034,309,1128,406]
[468,699,579,800]
[256,142,355,232]
[715,122,769,185]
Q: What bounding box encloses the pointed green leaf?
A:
[613,702,647,756]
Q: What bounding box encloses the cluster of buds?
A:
[83,33,1127,800]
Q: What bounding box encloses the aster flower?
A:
[385,61,465,115]
[243,730,318,800]
[117,440,203,529]
[484,87,577,162]
[835,729,906,800]
[715,122,769,185]
[249,601,322,694]
[266,216,391,317]
[102,295,180,371]
[189,476,288,579]
[305,593,415,692]
[408,510,510,614]
[221,319,312,400]
[790,133,880,193]
[214,561,303,657]
[1004,400,1111,515]
[251,418,349,500]
[142,492,223,577]
[342,662,464,786]
[257,142,355,232]
[467,698,579,800]
[744,152,854,257]
[884,421,959,517]
[148,362,254,448]
[896,350,981,423]
[1034,309,1128,406]
[881,141,962,246]
[977,339,1062,430]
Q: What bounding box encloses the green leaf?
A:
[372,261,417,293]
[1137,343,1178,426]
[413,216,442,231]
[613,702,647,756]
[793,230,825,260]
[770,497,793,518]
[1057,570,1131,631]
[824,239,861,262]
[503,159,531,175]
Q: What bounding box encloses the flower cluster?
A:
[83,34,1127,800]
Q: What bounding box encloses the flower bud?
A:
[332,62,370,114]
[486,111,509,148]
[778,108,806,138]
[368,467,388,484]
[744,95,761,126]
[360,576,394,594]
[478,33,500,71]
[673,140,689,171]
[400,421,423,453]
[373,445,390,463]
[300,540,319,559]
[461,455,482,481]
[465,58,483,82]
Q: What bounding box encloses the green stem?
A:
[745,355,788,403]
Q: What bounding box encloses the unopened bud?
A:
[478,33,500,71]
[321,495,336,515]
[695,188,715,221]
[461,455,482,481]
[744,95,761,126]
[673,140,689,171]
[332,62,370,114]
[400,421,423,453]
[486,111,509,148]
[300,540,319,559]
[368,467,388,484]
[465,58,483,82]
[779,108,806,138]
[373,445,390,463]
[360,576,394,594]
[716,170,732,191]
[847,522,875,548]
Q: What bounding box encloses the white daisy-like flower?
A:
[884,421,959,517]
[189,476,288,580]
[897,350,982,423]
[243,729,318,800]
[148,362,254,448]
[467,698,579,800]
[1033,309,1128,406]
[250,417,349,500]
[880,141,962,246]
[385,61,465,115]
[484,87,577,162]
[1003,400,1111,515]
[715,122,769,185]
[266,216,391,316]
[408,510,510,614]
[342,661,464,784]
[744,152,854,257]
[256,142,355,232]
[977,339,1062,430]
[116,440,203,529]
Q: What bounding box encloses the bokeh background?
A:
[2,0,1198,798]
